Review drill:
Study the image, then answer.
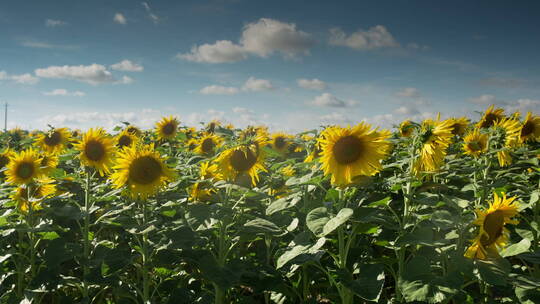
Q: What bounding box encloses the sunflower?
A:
[12,178,56,213]
[239,126,269,141]
[111,144,175,200]
[5,149,43,185]
[318,123,392,187]
[412,119,454,175]
[477,105,505,129]
[215,140,267,186]
[399,120,416,137]
[0,148,14,177]
[189,182,214,202]
[35,128,71,154]
[519,112,540,143]
[126,125,142,136]
[116,129,138,149]
[194,134,223,155]
[449,117,469,136]
[281,164,296,177]
[271,132,293,153]
[199,161,222,181]
[155,116,180,140]
[462,129,488,158]
[464,193,519,260]
[492,117,521,167]
[74,128,116,176]
[186,138,199,151]
[39,152,59,175]
[206,120,221,133]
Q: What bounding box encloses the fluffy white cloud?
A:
[505,99,540,114]
[0,71,39,85]
[35,64,132,85]
[297,78,326,90]
[395,87,420,98]
[45,19,66,27]
[200,85,239,95]
[43,89,85,97]
[394,105,420,115]
[329,25,399,50]
[113,13,127,25]
[320,112,352,124]
[309,93,357,107]
[110,60,143,72]
[468,94,499,105]
[242,77,273,91]
[179,40,247,63]
[178,18,314,63]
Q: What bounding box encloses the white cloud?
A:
[45,19,66,27]
[35,64,132,85]
[178,40,247,63]
[110,60,143,72]
[200,85,239,95]
[468,94,499,105]
[178,18,314,63]
[142,2,160,24]
[242,77,273,91]
[43,89,85,97]
[113,13,127,25]
[0,71,39,85]
[505,99,540,114]
[309,93,357,107]
[20,40,78,50]
[320,112,352,124]
[394,105,420,115]
[297,78,326,90]
[395,87,420,98]
[329,25,399,50]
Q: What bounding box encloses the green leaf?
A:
[276,237,326,269]
[244,218,282,234]
[266,196,301,215]
[477,258,510,286]
[306,207,330,236]
[501,239,531,257]
[368,197,391,207]
[321,208,353,236]
[338,264,385,301]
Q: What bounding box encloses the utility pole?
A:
[4,102,7,132]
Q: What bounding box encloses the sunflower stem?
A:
[141,199,150,303]
[82,168,92,299]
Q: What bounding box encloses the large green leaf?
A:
[321,208,353,236]
[244,218,282,235]
[306,207,330,236]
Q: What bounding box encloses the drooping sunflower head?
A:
[318,123,391,187]
[399,120,416,138]
[519,112,540,143]
[12,178,56,213]
[189,182,214,202]
[216,143,266,186]
[111,144,175,200]
[477,105,505,129]
[35,128,71,154]
[116,129,138,149]
[155,116,180,140]
[492,117,521,167]
[412,119,454,175]
[449,117,470,136]
[199,161,223,181]
[194,134,223,155]
[6,148,43,185]
[74,128,116,176]
[271,132,293,153]
[462,129,488,158]
[39,152,59,175]
[464,193,519,260]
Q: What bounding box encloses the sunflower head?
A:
[492,118,521,167]
[199,161,222,180]
[412,119,454,175]
[111,144,175,200]
[74,128,116,176]
[318,123,391,187]
[465,193,519,260]
[189,182,214,202]
[519,112,540,143]
[399,120,416,137]
[477,105,505,129]
[35,128,71,154]
[156,116,180,140]
[281,164,296,177]
[206,120,221,133]
[216,142,266,186]
[194,134,222,155]
[271,132,293,153]
[6,148,44,185]
[126,125,142,136]
[116,129,138,149]
[462,129,488,158]
[39,152,59,175]
[12,179,56,213]
[449,117,469,136]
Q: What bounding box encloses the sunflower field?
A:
[0,106,539,304]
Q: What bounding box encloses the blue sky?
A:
[1,0,540,131]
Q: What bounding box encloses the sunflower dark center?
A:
[480,210,504,246]
[85,140,106,161]
[201,138,215,153]
[127,126,140,135]
[16,162,34,179]
[481,113,499,128]
[118,135,132,147]
[230,149,257,172]
[521,121,535,137]
[467,141,482,152]
[44,131,62,146]
[40,156,50,167]
[274,137,287,149]
[162,123,176,135]
[129,156,163,185]
[333,135,363,165]
[0,155,9,168]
